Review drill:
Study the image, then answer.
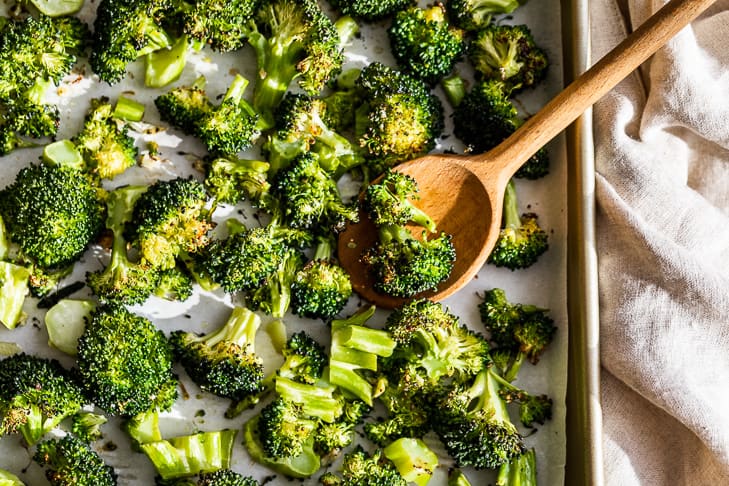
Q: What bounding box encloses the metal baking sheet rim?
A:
[562,0,604,484]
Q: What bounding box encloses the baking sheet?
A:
[0,0,569,483]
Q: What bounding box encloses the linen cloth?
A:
[592,0,729,483]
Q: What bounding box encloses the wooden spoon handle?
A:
[468,0,716,181]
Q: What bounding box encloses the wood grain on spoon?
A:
[339,0,717,308]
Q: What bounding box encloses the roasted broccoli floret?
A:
[197,470,259,486]
[71,411,108,443]
[34,435,117,486]
[328,0,412,21]
[496,448,537,486]
[90,0,177,83]
[76,305,177,416]
[248,248,303,318]
[387,5,465,85]
[291,236,352,320]
[453,79,549,179]
[361,225,455,298]
[155,76,214,134]
[180,0,259,52]
[203,155,270,205]
[195,74,262,155]
[319,445,407,485]
[86,185,162,305]
[469,23,548,93]
[0,354,85,445]
[363,169,435,232]
[446,0,524,31]
[432,367,525,469]
[488,180,548,269]
[73,97,138,180]
[247,0,347,123]
[274,331,328,385]
[170,306,264,401]
[363,380,430,446]
[314,398,370,459]
[154,265,194,301]
[263,93,363,175]
[355,63,444,174]
[272,153,358,233]
[125,177,213,269]
[256,396,318,460]
[0,163,104,269]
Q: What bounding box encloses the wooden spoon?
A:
[338,0,716,308]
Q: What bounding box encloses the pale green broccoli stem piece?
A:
[42,140,84,169]
[0,262,31,330]
[44,299,96,356]
[383,438,439,486]
[114,96,146,121]
[146,35,189,88]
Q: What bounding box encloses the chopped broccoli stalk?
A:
[42,140,84,169]
[0,261,30,330]
[0,468,23,485]
[447,0,524,31]
[140,429,238,480]
[275,377,343,423]
[71,411,108,443]
[0,354,85,445]
[363,169,435,232]
[448,469,473,486]
[432,368,525,469]
[469,24,548,93]
[320,445,407,485]
[125,407,162,448]
[496,448,537,486]
[34,435,117,486]
[145,35,189,89]
[362,225,455,298]
[382,438,438,486]
[488,180,549,270]
[44,299,96,356]
[87,185,162,305]
[113,96,146,121]
[170,306,264,402]
[291,236,352,320]
[203,156,270,206]
[388,5,465,85]
[155,76,214,134]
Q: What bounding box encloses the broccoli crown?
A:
[291,258,352,320]
[0,163,104,269]
[155,77,214,135]
[248,248,303,318]
[363,383,430,446]
[90,0,176,83]
[170,306,264,400]
[86,185,162,305]
[0,80,60,149]
[0,354,85,445]
[71,411,108,443]
[258,397,318,459]
[383,299,490,392]
[446,0,523,31]
[488,180,548,270]
[76,305,176,416]
[361,226,455,298]
[469,24,548,93]
[154,265,194,301]
[249,0,345,119]
[181,0,260,52]
[388,5,465,85]
[363,169,435,231]
[453,80,548,178]
[432,368,525,469]
[126,177,212,269]
[197,469,259,486]
[34,435,117,486]
[496,448,537,486]
[277,331,328,384]
[264,94,362,175]
[203,156,270,205]
[355,63,443,172]
[328,0,412,21]
[327,446,407,485]
[272,153,358,232]
[195,74,262,155]
[73,98,138,180]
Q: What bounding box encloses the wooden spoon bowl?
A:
[339,0,717,308]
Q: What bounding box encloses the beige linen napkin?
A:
[592,0,729,483]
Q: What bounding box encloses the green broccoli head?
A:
[388,5,465,85]
[469,24,548,93]
[361,226,455,298]
[363,382,430,446]
[155,77,214,135]
[363,169,435,231]
[181,0,259,52]
[125,177,213,269]
[203,156,270,205]
[328,0,412,21]
[0,354,85,445]
[446,0,524,31]
[71,411,108,443]
[197,469,259,486]
[277,331,328,384]
[488,180,548,270]
[291,257,352,320]
[325,445,407,485]
[170,306,264,401]
[154,266,194,301]
[258,397,318,459]
[76,305,176,417]
[34,435,117,486]
[0,163,104,269]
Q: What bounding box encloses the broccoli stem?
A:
[0,216,8,259]
[0,262,30,330]
[472,368,511,426]
[334,15,359,47]
[113,96,146,121]
[442,73,466,108]
[313,236,333,261]
[496,448,537,486]
[383,438,439,486]
[136,18,173,57]
[194,306,259,349]
[145,35,189,89]
[42,140,84,169]
[274,377,342,423]
[502,179,521,230]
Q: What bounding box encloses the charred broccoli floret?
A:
[0,163,104,269]
[387,5,465,85]
[488,180,548,269]
[319,445,407,485]
[469,24,548,93]
[203,155,270,206]
[170,306,264,401]
[34,435,117,486]
[197,470,259,486]
[154,76,214,134]
[363,169,435,232]
[73,98,138,180]
[76,305,177,416]
[453,79,549,179]
[0,354,85,445]
[446,0,524,31]
[125,177,213,269]
[247,247,303,318]
[180,0,259,52]
[154,265,194,301]
[274,331,328,385]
